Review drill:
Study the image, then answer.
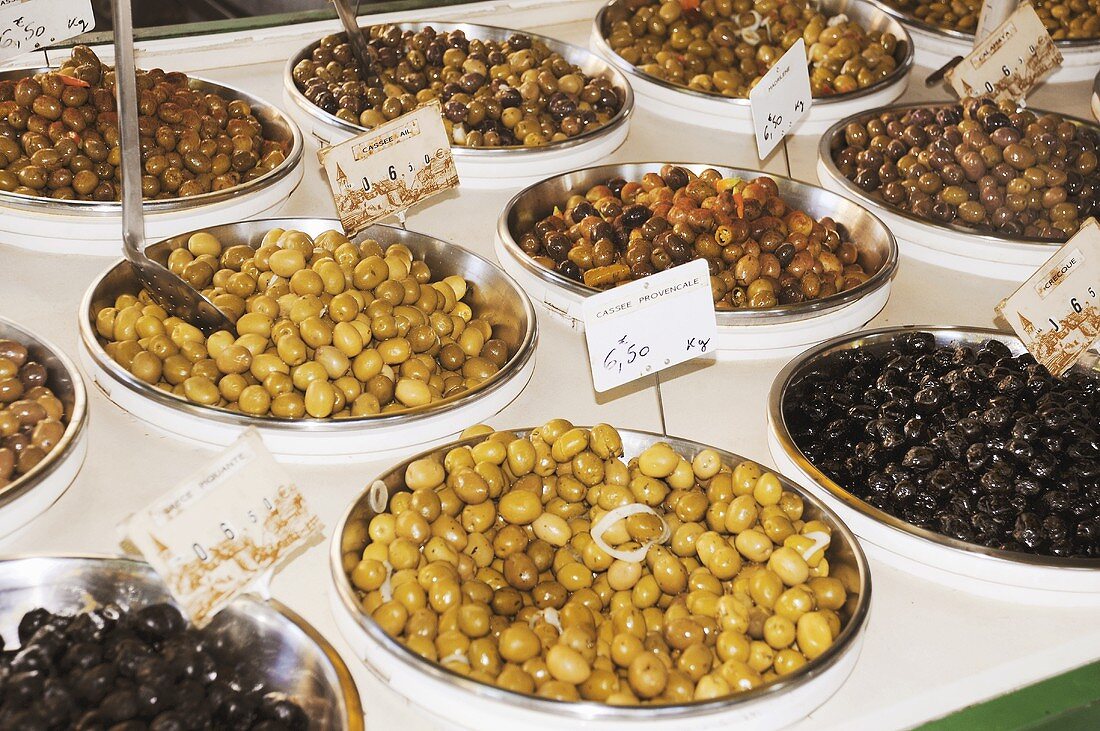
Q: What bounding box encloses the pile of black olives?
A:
[832,98,1100,240]
[291,26,624,148]
[784,332,1100,558]
[0,603,309,730]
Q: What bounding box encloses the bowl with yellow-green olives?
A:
[78,218,537,462]
[283,22,633,188]
[591,0,913,132]
[0,48,304,255]
[331,421,870,730]
[0,317,87,539]
[496,162,897,358]
[871,0,1100,79]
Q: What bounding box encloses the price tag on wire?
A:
[581,259,717,392]
[119,429,323,627]
[0,0,93,64]
[946,2,1062,103]
[996,217,1100,377]
[319,99,458,237]
[749,38,811,159]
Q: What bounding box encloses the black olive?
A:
[260,695,309,730]
[131,604,184,643]
[99,688,139,723]
[74,663,116,704]
[18,608,53,644]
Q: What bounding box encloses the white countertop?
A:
[1,3,1098,729]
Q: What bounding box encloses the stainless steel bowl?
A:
[819,102,1100,247]
[868,0,1100,47]
[498,163,898,325]
[0,68,302,215]
[284,22,633,155]
[0,316,87,509]
[79,217,537,432]
[0,555,363,729]
[770,325,1100,569]
[332,427,871,721]
[593,0,913,107]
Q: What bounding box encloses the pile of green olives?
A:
[881,0,1100,40]
[339,421,858,705]
[601,0,904,98]
[517,165,870,309]
[292,26,625,148]
[0,46,287,201]
[93,228,511,419]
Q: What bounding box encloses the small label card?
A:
[582,259,717,392]
[120,429,322,627]
[0,0,93,63]
[996,218,1100,377]
[319,99,458,237]
[749,38,811,159]
[947,2,1061,103]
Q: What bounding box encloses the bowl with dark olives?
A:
[0,46,304,255]
[284,22,633,187]
[0,555,362,729]
[78,217,537,462]
[871,0,1100,79]
[0,317,87,539]
[331,421,870,730]
[818,99,1100,280]
[591,0,913,132]
[769,325,1100,604]
[496,162,897,357]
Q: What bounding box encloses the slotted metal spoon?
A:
[112,0,235,335]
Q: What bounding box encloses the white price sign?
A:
[319,99,458,237]
[120,429,322,627]
[749,38,811,160]
[947,2,1061,103]
[996,218,1100,377]
[582,259,717,392]
[0,0,93,63]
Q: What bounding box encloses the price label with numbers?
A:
[319,99,458,237]
[0,0,93,63]
[947,2,1061,103]
[120,429,322,627]
[749,38,811,159]
[581,259,717,392]
[996,218,1100,377]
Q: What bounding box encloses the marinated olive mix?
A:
[0,338,68,487]
[881,0,1100,40]
[0,603,309,729]
[518,166,871,309]
[93,228,511,419]
[833,99,1100,240]
[341,421,857,705]
[291,26,624,148]
[784,332,1100,558]
[601,0,904,97]
[0,46,287,202]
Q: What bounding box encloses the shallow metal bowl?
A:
[593,0,913,107]
[0,68,302,215]
[770,325,1100,569]
[332,427,871,720]
[0,555,362,729]
[819,102,1100,247]
[0,316,87,510]
[284,21,633,155]
[868,0,1100,47]
[498,162,898,325]
[79,218,537,432]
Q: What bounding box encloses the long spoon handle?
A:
[111,0,144,263]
